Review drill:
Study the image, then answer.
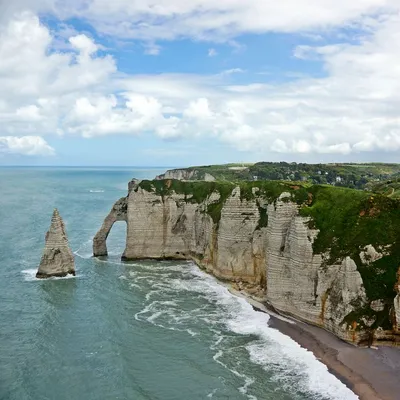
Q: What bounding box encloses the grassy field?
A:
[160,162,400,191]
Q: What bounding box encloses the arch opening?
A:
[105,220,127,258]
[93,197,128,258]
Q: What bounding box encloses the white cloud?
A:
[3,1,399,42]
[144,42,161,55]
[208,48,217,57]
[184,98,213,119]
[2,7,400,158]
[0,136,55,156]
[0,12,116,136]
[66,0,400,42]
[114,11,400,157]
[220,68,244,75]
[69,34,98,55]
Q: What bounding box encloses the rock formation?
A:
[36,209,75,278]
[394,268,400,332]
[94,179,400,346]
[93,197,128,257]
[156,168,215,181]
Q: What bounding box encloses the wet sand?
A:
[228,287,400,400]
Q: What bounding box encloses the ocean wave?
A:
[127,261,358,400]
[73,239,93,259]
[89,189,105,193]
[22,269,78,281]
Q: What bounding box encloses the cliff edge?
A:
[93,179,400,346]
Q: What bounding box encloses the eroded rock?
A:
[359,244,383,265]
[36,209,75,279]
[394,268,400,331]
[93,197,128,257]
[93,180,400,345]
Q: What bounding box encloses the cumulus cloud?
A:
[3,0,397,42]
[115,11,400,156]
[0,12,116,136]
[2,5,400,158]
[0,136,55,156]
[67,93,170,137]
[69,34,98,55]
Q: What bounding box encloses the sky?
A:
[1,1,400,166]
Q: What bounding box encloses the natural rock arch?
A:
[93,197,128,257]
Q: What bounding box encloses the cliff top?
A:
[156,162,400,192]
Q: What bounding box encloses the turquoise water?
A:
[0,167,358,400]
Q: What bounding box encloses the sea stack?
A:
[36,209,75,279]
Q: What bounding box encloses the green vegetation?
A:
[161,162,400,190]
[297,185,400,329]
[137,178,400,329]
[342,304,392,331]
[299,185,400,302]
[256,206,268,230]
[367,177,400,198]
[137,179,310,224]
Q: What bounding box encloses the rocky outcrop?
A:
[94,179,400,346]
[156,169,215,181]
[359,244,383,265]
[394,268,400,332]
[36,209,75,278]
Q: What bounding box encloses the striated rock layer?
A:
[93,179,400,346]
[37,209,75,278]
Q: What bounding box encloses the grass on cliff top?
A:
[137,179,310,204]
[137,179,310,224]
[299,185,400,302]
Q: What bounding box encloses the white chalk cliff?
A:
[156,169,215,181]
[94,180,400,346]
[37,209,75,278]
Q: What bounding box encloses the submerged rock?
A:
[36,209,75,279]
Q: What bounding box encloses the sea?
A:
[0,167,358,400]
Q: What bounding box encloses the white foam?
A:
[213,349,257,399]
[190,266,358,399]
[22,269,78,281]
[73,239,93,259]
[129,283,141,289]
[125,261,358,400]
[89,189,105,193]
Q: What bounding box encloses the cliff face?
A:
[94,179,400,346]
[156,168,216,181]
[37,209,75,278]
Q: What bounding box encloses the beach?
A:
[229,287,400,400]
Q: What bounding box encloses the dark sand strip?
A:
[228,288,400,400]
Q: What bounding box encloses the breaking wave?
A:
[122,261,358,400]
[22,269,78,281]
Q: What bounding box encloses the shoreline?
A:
[227,286,400,400]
